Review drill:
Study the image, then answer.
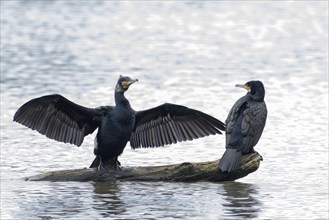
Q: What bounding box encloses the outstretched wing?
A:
[130,103,225,149]
[13,94,110,146]
[240,102,267,152]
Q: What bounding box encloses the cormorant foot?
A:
[97,158,121,172]
[242,149,258,155]
[250,149,258,154]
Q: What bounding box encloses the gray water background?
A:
[1,1,328,219]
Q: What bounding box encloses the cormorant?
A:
[13,75,225,171]
[218,80,267,172]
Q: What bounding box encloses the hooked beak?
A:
[122,78,138,89]
[128,78,138,85]
[235,84,251,92]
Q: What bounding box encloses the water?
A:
[1,1,328,219]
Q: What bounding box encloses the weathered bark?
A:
[25,152,262,182]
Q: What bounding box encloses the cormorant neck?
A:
[115,88,130,107]
[250,90,265,102]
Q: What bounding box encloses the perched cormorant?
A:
[14,75,225,171]
[218,80,267,172]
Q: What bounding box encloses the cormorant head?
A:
[236,80,265,101]
[116,75,138,93]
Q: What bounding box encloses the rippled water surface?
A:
[1,1,328,219]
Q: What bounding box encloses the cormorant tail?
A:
[89,156,100,168]
[218,149,242,172]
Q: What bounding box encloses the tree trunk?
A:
[25,152,262,182]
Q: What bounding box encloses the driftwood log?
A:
[26,152,262,182]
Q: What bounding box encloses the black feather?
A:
[13,77,226,169]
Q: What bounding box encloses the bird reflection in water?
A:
[92,181,126,217]
[220,182,261,219]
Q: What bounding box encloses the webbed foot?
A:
[98,157,121,172]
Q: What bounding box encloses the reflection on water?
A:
[92,181,126,217]
[221,182,261,219]
[3,181,95,219]
[1,1,328,219]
